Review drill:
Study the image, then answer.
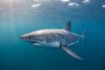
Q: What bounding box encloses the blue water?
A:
[0,0,105,70]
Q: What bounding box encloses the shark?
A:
[20,21,86,60]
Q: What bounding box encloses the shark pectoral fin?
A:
[61,46,83,60]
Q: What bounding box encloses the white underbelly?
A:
[32,42,60,48]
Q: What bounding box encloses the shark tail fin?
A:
[80,30,88,42]
[80,30,88,44]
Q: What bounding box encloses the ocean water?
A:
[0,0,105,70]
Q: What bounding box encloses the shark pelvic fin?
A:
[61,45,83,60]
[64,21,71,31]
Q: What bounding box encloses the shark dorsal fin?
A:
[64,21,71,31]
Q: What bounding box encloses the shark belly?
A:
[32,41,60,48]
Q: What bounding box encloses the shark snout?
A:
[20,35,26,40]
[20,34,29,40]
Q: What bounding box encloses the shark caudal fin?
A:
[64,21,71,31]
[80,30,88,43]
[61,46,83,60]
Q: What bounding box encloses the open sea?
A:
[0,0,105,70]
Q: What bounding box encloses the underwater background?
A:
[0,0,105,70]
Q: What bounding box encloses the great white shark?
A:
[21,21,86,60]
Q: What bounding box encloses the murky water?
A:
[0,0,105,70]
